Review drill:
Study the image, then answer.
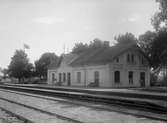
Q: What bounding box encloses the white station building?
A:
[47,43,150,88]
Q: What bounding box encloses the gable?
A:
[70,43,143,66]
[113,48,149,65]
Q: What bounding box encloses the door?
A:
[94,71,99,87]
[140,72,145,87]
[67,72,71,86]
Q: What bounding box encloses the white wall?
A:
[110,50,150,87]
[72,64,110,87]
[47,69,57,84]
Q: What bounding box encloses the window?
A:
[63,73,66,82]
[59,73,62,82]
[94,71,100,85]
[114,71,120,83]
[128,71,133,84]
[77,72,81,83]
[116,57,119,63]
[141,57,144,65]
[52,73,55,82]
[127,53,135,64]
[127,54,130,63]
[131,54,134,63]
[140,72,145,87]
[67,72,71,86]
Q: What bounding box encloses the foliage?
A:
[72,42,88,54]
[35,52,59,80]
[149,30,167,69]
[114,32,137,45]
[139,30,167,71]
[138,31,157,58]
[72,38,110,54]
[89,38,110,48]
[8,50,33,82]
[151,0,167,30]
[1,68,8,79]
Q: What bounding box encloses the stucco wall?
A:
[47,69,57,84]
[110,49,150,87]
[72,64,110,87]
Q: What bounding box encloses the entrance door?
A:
[67,72,71,86]
[140,72,145,87]
[94,71,99,87]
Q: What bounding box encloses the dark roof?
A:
[48,43,146,69]
[70,43,141,66]
[47,53,78,69]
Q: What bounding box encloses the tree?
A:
[149,30,167,70]
[139,30,167,72]
[35,52,59,80]
[114,32,137,45]
[1,68,8,79]
[8,50,33,82]
[89,38,110,48]
[72,42,88,54]
[138,31,157,58]
[72,38,110,54]
[151,0,167,30]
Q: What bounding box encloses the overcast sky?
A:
[0,0,158,68]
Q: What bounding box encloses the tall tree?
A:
[139,30,167,72]
[114,32,137,45]
[35,52,59,80]
[149,30,167,70]
[72,38,110,54]
[72,42,88,54]
[8,50,33,82]
[152,0,167,30]
[138,31,157,58]
[89,38,110,48]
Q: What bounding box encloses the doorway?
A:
[67,72,71,86]
[94,71,99,87]
[140,72,145,87]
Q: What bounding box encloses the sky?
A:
[0,0,159,68]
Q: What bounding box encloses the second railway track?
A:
[0,84,167,122]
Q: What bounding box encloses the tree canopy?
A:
[138,31,157,58]
[114,32,137,45]
[8,50,33,82]
[35,52,59,80]
[72,38,110,54]
[152,0,167,30]
[138,30,167,72]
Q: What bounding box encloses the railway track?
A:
[7,84,167,101]
[0,106,33,123]
[0,96,84,123]
[0,84,167,116]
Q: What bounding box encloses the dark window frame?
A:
[131,54,134,63]
[59,73,62,82]
[94,71,100,84]
[127,54,130,63]
[128,71,133,84]
[52,73,55,81]
[77,72,81,83]
[63,73,66,82]
[116,57,119,63]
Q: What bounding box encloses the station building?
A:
[47,43,150,88]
